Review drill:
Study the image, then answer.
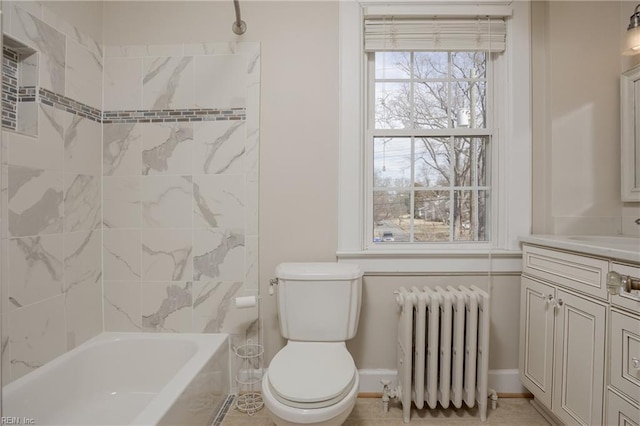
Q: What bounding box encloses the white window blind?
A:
[364,18,507,52]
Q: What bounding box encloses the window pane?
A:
[375,52,412,79]
[413,190,450,242]
[414,81,449,129]
[472,80,487,128]
[373,190,411,243]
[453,190,472,241]
[414,137,450,187]
[478,190,490,241]
[374,137,412,188]
[413,52,448,79]
[475,137,488,186]
[454,137,472,187]
[451,52,486,79]
[369,50,492,245]
[452,81,486,129]
[375,82,411,129]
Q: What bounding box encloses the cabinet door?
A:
[520,276,556,407]
[553,290,606,426]
[606,389,640,426]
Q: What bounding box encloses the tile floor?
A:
[220,397,550,425]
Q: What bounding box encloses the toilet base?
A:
[265,398,355,426]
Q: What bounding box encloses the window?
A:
[337,1,531,272]
[370,51,492,245]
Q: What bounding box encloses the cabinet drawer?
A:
[606,389,639,426]
[611,310,640,405]
[611,263,640,313]
[522,245,609,300]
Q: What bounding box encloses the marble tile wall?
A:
[101,42,261,368]
[0,2,103,384]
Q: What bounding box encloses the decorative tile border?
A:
[102,108,246,124]
[38,87,103,122]
[17,86,36,102]
[15,86,246,125]
[2,46,19,131]
[3,46,19,63]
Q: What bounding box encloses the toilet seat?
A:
[268,342,356,409]
[262,369,359,425]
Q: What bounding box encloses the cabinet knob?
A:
[556,299,564,307]
[632,357,640,370]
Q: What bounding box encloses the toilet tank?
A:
[275,263,363,342]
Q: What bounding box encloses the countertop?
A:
[519,234,640,264]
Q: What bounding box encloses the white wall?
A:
[621,1,640,234]
[532,1,640,236]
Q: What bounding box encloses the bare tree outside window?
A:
[372,51,491,244]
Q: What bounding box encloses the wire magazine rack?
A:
[234,339,264,415]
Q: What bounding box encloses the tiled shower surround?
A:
[101,43,260,343]
[0,1,260,388]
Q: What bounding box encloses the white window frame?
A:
[337,0,531,273]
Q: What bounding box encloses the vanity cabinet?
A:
[520,244,608,426]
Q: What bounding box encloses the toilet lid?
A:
[268,342,356,406]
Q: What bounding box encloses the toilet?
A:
[262,262,363,426]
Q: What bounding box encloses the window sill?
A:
[336,248,522,274]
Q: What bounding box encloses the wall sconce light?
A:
[624,4,640,55]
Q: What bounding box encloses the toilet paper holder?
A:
[234,295,259,309]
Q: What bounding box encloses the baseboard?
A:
[357,368,527,394]
[498,393,533,398]
[357,369,398,393]
[488,369,528,394]
[358,392,383,398]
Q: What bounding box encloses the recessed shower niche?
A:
[2,35,38,136]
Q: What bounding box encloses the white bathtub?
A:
[3,332,230,425]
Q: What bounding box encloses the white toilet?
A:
[262,262,363,426]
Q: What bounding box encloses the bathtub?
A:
[3,332,230,425]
